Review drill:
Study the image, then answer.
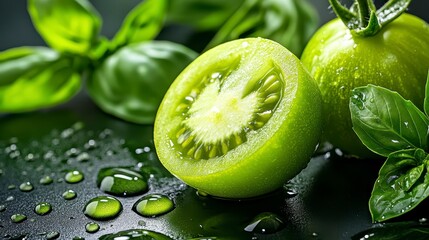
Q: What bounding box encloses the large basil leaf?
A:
[28,0,101,56]
[350,85,429,157]
[0,47,81,112]
[87,41,198,124]
[369,148,429,222]
[205,0,318,56]
[112,0,167,50]
[166,0,244,31]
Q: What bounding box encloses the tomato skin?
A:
[301,13,429,157]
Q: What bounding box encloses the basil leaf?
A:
[352,221,429,240]
[424,70,429,116]
[0,47,81,112]
[350,85,429,157]
[112,0,167,50]
[166,0,244,31]
[28,0,101,56]
[205,0,318,56]
[369,148,429,222]
[87,41,197,124]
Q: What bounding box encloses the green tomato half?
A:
[154,38,322,199]
[87,41,198,124]
[301,13,429,157]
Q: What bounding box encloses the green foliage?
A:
[350,72,429,222]
[112,0,167,50]
[166,0,244,31]
[28,0,102,56]
[0,47,81,111]
[205,0,318,56]
[87,41,197,124]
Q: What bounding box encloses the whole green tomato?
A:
[301,11,429,157]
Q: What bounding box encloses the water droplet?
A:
[65,148,80,157]
[34,202,52,215]
[61,128,74,139]
[138,220,146,226]
[62,190,77,200]
[76,152,90,162]
[419,217,427,223]
[19,182,34,192]
[0,204,6,212]
[8,184,16,190]
[99,129,112,139]
[44,151,55,160]
[98,229,172,240]
[196,190,209,197]
[11,214,27,223]
[25,153,35,162]
[85,222,100,233]
[65,170,84,184]
[6,196,14,201]
[244,212,285,234]
[83,196,122,220]
[285,188,298,197]
[133,194,174,217]
[97,167,148,197]
[84,139,98,150]
[40,176,54,185]
[46,231,60,239]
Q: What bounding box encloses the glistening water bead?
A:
[133,194,174,217]
[35,202,52,215]
[244,212,285,234]
[98,229,172,240]
[19,182,34,192]
[97,167,148,197]
[84,196,122,220]
[11,214,27,223]
[62,190,77,200]
[39,176,54,185]
[85,222,100,233]
[65,170,84,183]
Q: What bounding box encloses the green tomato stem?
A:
[329,0,412,37]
